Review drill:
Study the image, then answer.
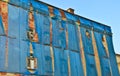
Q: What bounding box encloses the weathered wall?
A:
[116,54,120,74]
[0,0,119,76]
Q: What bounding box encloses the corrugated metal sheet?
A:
[0,0,119,76]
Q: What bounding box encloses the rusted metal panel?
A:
[0,0,119,76]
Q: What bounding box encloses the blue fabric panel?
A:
[34,13,50,44]
[65,12,77,21]
[9,0,29,9]
[79,17,92,26]
[34,44,53,75]
[105,26,112,34]
[20,0,29,3]
[0,36,6,71]
[106,35,119,76]
[19,8,29,40]
[32,43,44,75]
[94,32,108,57]
[94,32,111,76]
[85,54,97,76]
[31,0,49,15]
[52,19,66,48]
[80,27,94,54]
[0,16,4,35]
[53,8,61,16]
[9,0,20,6]
[20,40,29,74]
[41,15,50,45]
[100,58,111,76]
[53,48,68,76]
[34,12,43,43]
[8,38,20,72]
[19,0,30,9]
[69,51,84,76]
[67,23,79,51]
[8,4,20,38]
[92,22,105,32]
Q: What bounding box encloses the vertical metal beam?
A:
[91,29,101,76]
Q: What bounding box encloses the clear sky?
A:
[40,0,120,54]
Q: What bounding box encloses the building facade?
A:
[0,0,119,76]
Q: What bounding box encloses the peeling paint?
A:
[28,10,38,42]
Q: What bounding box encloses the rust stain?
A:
[91,30,101,76]
[48,6,54,17]
[65,29,68,49]
[0,2,1,16]
[29,12,35,29]
[75,20,80,26]
[77,26,86,76]
[50,21,52,45]
[102,35,109,57]
[60,10,66,20]
[0,1,9,69]
[1,1,8,34]
[48,6,53,46]
[28,11,38,42]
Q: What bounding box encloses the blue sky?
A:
[40,0,120,54]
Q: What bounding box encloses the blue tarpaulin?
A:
[0,0,119,76]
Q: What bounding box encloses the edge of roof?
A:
[35,0,110,28]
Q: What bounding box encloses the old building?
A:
[0,0,119,76]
